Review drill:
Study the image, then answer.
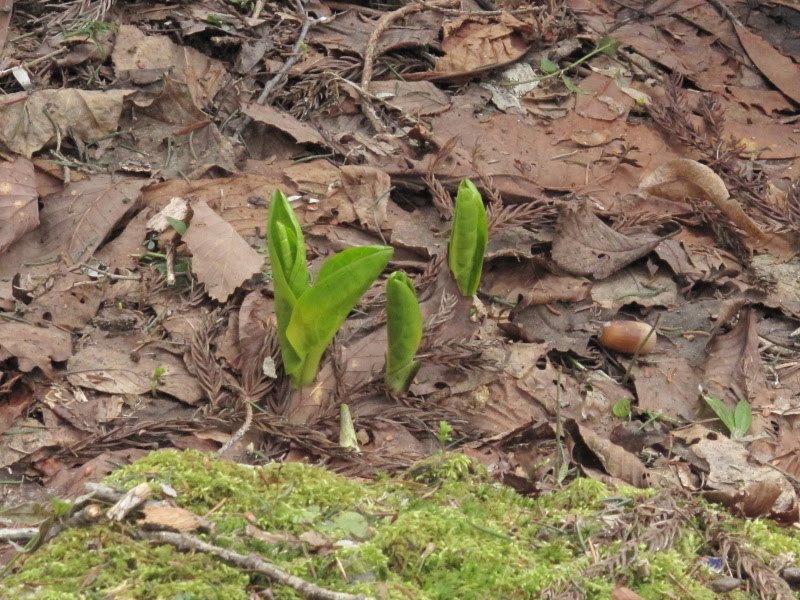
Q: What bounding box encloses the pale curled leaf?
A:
[640,159,766,240]
[551,203,662,280]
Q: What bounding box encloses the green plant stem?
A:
[500,39,617,87]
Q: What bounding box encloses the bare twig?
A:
[359,0,457,132]
[236,2,325,136]
[141,530,374,600]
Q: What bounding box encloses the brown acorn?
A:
[598,321,656,355]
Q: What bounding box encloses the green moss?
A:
[4,449,799,599]
[5,525,247,599]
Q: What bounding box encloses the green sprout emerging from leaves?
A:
[448,179,488,297]
[268,190,393,388]
[703,394,752,441]
[385,271,423,393]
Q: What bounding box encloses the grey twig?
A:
[140,530,374,600]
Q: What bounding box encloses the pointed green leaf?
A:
[385,271,423,393]
[448,179,487,297]
[339,403,359,451]
[165,216,188,235]
[287,245,393,387]
[267,190,310,376]
[733,400,752,436]
[703,394,736,436]
[540,57,559,75]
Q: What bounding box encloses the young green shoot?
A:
[268,190,393,387]
[436,420,454,452]
[385,271,423,393]
[448,179,488,297]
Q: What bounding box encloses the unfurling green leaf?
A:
[286,245,393,387]
[267,190,309,377]
[385,271,423,393]
[539,56,559,75]
[448,179,488,297]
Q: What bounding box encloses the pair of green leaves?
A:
[268,190,392,388]
[703,395,752,441]
[448,179,488,297]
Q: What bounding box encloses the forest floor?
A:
[1,0,800,597]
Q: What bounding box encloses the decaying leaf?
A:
[733,23,800,106]
[67,342,204,405]
[433,14,533,77]
[0,321,72,376]
[703,308,773,410]
[183,200,265,302]
[0,176,147,280]
[0,89,129,157]
[139,505,210,533]
[674,424,796,515]
[0,156,38,254]
[112,24,228,107]
[552,203,663,279]
[340,166,390,233]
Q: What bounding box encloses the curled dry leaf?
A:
[639,159,767,241]
[551,203,663,279]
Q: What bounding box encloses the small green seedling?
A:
[268,190,393,387]
[150,366,166,395]
[448,179,488,297]
[436,420,454,451]
[703,394,752,441]
[385,271,423,393]
[612,398,632,420]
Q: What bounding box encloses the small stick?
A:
[359,0,457,132]
[140,530,374,600]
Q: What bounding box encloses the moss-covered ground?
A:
[3,449,799,599]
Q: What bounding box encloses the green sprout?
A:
[703,394,752,441]
[448,179,488,297]
[436,420,454,451]
[268,190,392,387]
[150,366,166,395]
[385,271,423,393]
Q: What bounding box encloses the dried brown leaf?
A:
[0,89,129,157]
[183,200,264,303]
[0,176,146,280]
[0,156,38,254]
[552,203,663,279]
